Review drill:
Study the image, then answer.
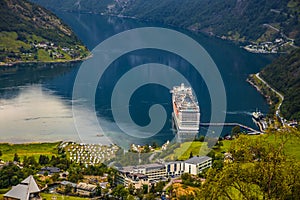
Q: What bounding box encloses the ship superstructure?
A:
[171,83,200,131]
[252,109,268,131]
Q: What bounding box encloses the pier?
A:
[200,122,261,135]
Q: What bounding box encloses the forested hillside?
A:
[30,0,114,13]
[0,0,89,64]
[31,0,300,45]
[117,0,300,44]
[261,48,300,120]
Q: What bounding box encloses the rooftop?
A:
[77,182,97,191]
[60,181,77,188]
[120,163,165,172]
[4,175,40,200]
[184,156,212,165]
[127,173,148,180]
[37,166,60,175]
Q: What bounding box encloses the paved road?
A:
[263,24,280,32]
[255,73,285,124]
[163,178,176,191]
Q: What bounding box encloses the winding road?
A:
[255,73,285,123]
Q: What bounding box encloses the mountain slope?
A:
[114,0,300,45]
[30,0,114,13]
[30,0,300,45]
[260,48,300,120]
[0,0,89,65]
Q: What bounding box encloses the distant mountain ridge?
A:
[30,0,300,45]
[30,0,114,13]
[0,0,89,65]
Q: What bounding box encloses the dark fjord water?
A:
[0,12,274,147]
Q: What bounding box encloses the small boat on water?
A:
[252,110,264,121]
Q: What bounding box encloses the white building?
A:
[184,156,212,175]
[118,163,167,183]
[117,156,212,187]
[166,161,185,177]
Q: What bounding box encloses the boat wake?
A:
[224,111,253,116]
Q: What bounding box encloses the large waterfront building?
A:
[117,156,212,189]
[184,156,212,175]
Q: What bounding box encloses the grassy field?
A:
[0,31,30,52]
[0,142,60,162]
[0,30,90,65]
[40,193,89,200]
[0,193,89,200]
[163,141,209,161]
[163,132,300,161]
[221,133,300,160]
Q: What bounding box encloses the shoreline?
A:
[0,141,62,145]
[246,76,271,104]
[247,73,285,122]
[0,53,93,67]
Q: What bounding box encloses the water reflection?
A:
[0,85,78,143]
[0,13,274,145]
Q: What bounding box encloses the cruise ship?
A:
[171,83,200,131]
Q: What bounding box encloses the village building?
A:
[4,175,41,200]
[184,156,212,175]
[76,182,97,197]
[37,166,60,176]
[117,156,212,188]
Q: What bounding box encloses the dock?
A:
[200,122,261,135]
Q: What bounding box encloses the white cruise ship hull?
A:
[172,113,199,131]
[171,83,200,132]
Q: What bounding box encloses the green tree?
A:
[128,183,134,195]
[126,194,135,200]
[112,184,129,199]
[143,144,150,153]
[231,125,241,137]
[199,135,205,142]
[142,184,148,194]
[23,156,38,168]
[189,151,193,158]
[0,162,24,188]
[199,130,300,199]
[95,184,102,196]
[52,173,60,182]
[39,155,49,165]
[152,142,158,149]
[143,193,156,200]
[153,181,165,193]
[64,184,72,194]
[13,153,20,162]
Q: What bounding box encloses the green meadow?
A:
[0,142,60,162]
[40,193,89,200]
[163,132,300,161]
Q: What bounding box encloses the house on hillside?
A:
[37,166,60,176]
[4,175,41,200]
[76,182,97,197]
